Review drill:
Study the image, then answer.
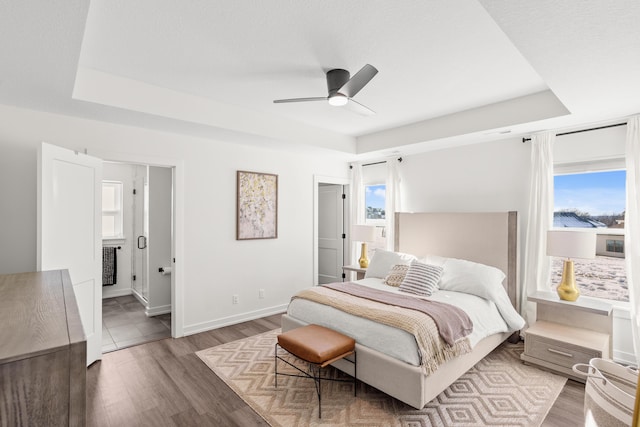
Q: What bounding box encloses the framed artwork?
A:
[236,170,278,240]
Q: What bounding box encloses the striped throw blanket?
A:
[292,283,472,375]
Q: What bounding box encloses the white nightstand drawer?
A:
[522,294,612,380]
[525,333,601,369]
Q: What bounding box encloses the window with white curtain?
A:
[102,181,124,238]
[553,126,628,302]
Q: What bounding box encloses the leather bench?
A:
[275,324,357,418]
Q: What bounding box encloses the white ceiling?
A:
[1,1,640,158]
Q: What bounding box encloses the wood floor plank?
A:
[183,332,223,351]
[542,379,585,426]
[137,407,178,427]
[87,312,583,426]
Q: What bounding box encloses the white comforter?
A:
[287,278,520,366]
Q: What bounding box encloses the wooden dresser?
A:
[0,270,86,426]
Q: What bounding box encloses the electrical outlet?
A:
[232,294,239,304]
[259,289,265,299]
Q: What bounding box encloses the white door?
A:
[318,184,345,284]
[38,142,102,366]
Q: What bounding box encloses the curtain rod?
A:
[350,157,402,169]
[521,122,626,143]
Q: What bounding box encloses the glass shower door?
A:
[131,166,149,303]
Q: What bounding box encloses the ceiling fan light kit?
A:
[274,64,378,115]
[328,94,348,106]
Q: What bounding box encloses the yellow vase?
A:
[556,259,580,301]
[358,243,369,268]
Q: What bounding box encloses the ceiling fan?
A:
[273,64,378,115]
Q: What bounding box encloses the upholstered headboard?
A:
[394,212,518,310]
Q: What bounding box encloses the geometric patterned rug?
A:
[196,329,567,427]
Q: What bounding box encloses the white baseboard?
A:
[131,290,147,306]
[102,288,132,299]
[614,349,637,367]
[146,304,171,317]
[183,304,287,336]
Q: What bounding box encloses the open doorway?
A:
[38,142,183,364]
[101,162,174,352]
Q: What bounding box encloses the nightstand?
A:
[342,265,366,281]
[521,291,613,382]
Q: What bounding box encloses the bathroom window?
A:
[102,181,124,238]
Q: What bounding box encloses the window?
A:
[552,169,627,302]
[361,162,387,251]
[365,184,386,223]
[606,239,624,253]
[102,181,123,238]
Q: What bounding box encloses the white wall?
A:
[0,135,36,274]
[0,104,348,335]
[147,166,172,315]
[400,138,531,216]
[554,124,626,167]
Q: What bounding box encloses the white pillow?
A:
[398,260,443,297]
[436,257,506,293]
[364,249,416,279]
[422,255,524,330]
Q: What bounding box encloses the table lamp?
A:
[351,225,377,268]
[546,230,596,301]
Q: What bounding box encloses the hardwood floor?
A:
[87,313,585,426]
[87,314,280,426]
[543,379,586,426]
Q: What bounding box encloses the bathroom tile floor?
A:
[102,295,171,353]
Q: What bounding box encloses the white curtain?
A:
[521,131,556,325]
[350,163,364,265]
[625,115,640,365]
[385,158,401,251]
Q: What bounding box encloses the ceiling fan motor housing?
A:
[326,69,350,96]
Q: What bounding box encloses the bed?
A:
[281,211,523,409]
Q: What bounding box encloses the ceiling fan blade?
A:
[273,97,327,103]
[346,98,376,116]
[338,64,378,98]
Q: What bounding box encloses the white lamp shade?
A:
[547,230,596,259]
[351,224,377,242]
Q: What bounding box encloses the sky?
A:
[554,170,626,216]
[365,184,386,209]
